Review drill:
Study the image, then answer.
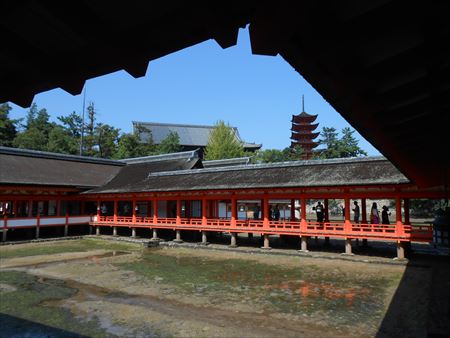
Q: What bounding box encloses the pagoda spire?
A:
[290,95,319,160]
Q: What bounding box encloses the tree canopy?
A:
[318,127,367,159]
[204,121,245,160]
[0,103,18,147]
[4,102,181,160]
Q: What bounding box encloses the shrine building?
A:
[1,146,443,259]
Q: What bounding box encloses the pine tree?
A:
[204,121,244,160]
[0,103,18,146]
[157,131,181,154]
[12,103,54,151]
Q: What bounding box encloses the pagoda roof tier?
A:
[291,113,318,124]
[291,132,320,140]
[290,141,319,148]
[291,123,319,132]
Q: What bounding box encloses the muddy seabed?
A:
[0,240,430,337]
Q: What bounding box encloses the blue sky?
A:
[9,26,380,155]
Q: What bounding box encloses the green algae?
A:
[0,238,140,259]
[118,249,400,326]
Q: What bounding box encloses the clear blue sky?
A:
[9,26,380,155]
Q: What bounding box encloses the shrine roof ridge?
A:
[120,149,200,164]
[149,156,388,178]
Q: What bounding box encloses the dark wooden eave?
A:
[1,1,449,188]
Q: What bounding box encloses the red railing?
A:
[405,224,433,242]
[91,216,434,242]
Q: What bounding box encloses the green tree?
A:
[58,111,83,138]
[95,123,120,158]
[204,121,245,160]
[12,103,54,151]
[47,125,78,154]
[157,131,182,154]
[254,146,304,163]
[0,103,18,146]
[318,127,367,159]
[115,127,156,159]
[318,127,340,159]
[83,102,97,157]
[339,127,367,157]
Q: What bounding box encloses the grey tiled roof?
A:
[85,156,410,194]
[0,146,123,188]
[133,121,261,149]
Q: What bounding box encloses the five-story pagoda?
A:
[290,96,319,159]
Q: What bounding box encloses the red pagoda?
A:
[290,96,319,160]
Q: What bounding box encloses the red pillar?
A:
[395,196,404,236]
[96,200,100,219]
[153,198,158,223]
[202,198,207,225]
[132,199,137,223]
[290,199,295,221]
[231,197,237,227]
[263,196,269,228]
[361,198,367,223]
[324,198,329,222]
[300,198,307,231]
[113,200,118,223]
[404,198,410,225]
[344,196,351,232]
[176,199,181,225]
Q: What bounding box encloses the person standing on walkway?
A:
[352,201,360,223]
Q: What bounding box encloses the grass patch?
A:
[0,238,140,259]
[0,270,114,337]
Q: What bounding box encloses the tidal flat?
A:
[0,238,431,337]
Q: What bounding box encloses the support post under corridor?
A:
[344,238,353,255]
[396,241,405,260]
[299,236,308,252]
[230,232,237,247]
[201,231,208,245]
[261,234,271,249]
[174,230,182,243]
[151,228,159,241]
